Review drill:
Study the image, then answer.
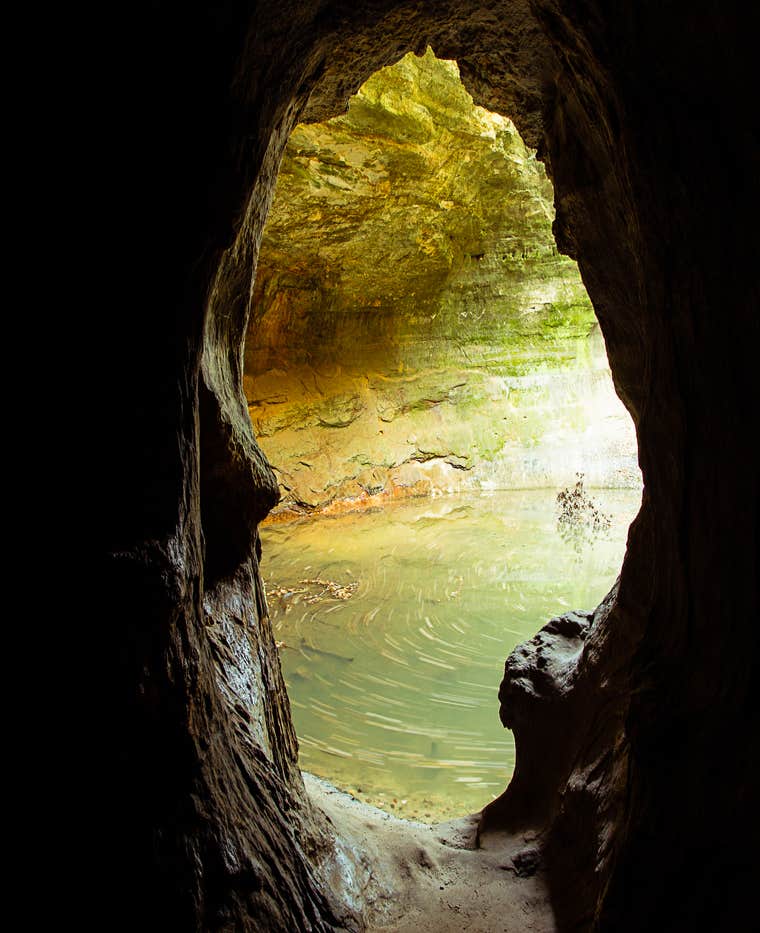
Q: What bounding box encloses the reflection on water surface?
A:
[262,488,640,821]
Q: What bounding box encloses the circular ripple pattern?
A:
[262,489,641,821]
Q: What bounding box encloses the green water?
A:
[262,488,641,822]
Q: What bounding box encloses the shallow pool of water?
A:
[262,488,640,821]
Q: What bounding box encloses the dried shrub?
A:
[556,473,611,554]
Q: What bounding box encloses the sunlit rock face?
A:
[245,50,638,516]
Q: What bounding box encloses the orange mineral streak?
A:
[260,477,433,525]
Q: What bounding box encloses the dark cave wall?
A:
[106,4,358,930]
[105,2,758,930]
[557,8,759,928]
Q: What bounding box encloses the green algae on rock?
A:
[244,49,638,517]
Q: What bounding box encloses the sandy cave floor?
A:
[305,774,558,932]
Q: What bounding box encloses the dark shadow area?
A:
[102,3,758,930]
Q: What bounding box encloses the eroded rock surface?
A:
[105,2,758,931]
[245,50,637,517]
[481,597,606,835]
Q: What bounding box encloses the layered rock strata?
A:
[105,3,758,931]
[245,50,637,516]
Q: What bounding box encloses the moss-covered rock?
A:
[244,49,638,516]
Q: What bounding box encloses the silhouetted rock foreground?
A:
[104,2,758,930]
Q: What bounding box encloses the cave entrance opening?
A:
[244,48,641,821]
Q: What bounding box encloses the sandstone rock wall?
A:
[245,51,638,516]
[104,3,758,930]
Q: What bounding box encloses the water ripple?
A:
[264,488,640,821]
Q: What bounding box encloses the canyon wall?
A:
[104,2,758,930]
[245,50,637,516]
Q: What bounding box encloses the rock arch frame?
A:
[106,2,758,930]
